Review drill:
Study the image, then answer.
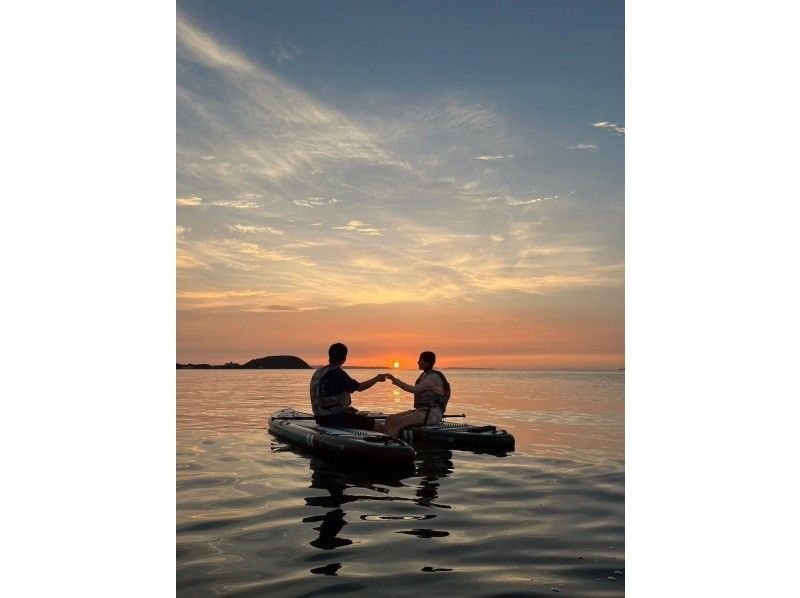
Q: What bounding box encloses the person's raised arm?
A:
[356,373,386,392]
[386,373,440,395]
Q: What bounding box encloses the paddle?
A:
[273,413,467,420]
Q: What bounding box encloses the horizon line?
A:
[176,363,625,372]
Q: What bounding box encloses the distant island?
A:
[176,355,311,369]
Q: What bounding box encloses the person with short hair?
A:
[377,351,451,437]
[309,343,385,430]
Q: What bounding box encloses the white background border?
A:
[627,0,799,594]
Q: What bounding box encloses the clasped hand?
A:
[375,373,396,382]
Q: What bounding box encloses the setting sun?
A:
[393,361,400,369]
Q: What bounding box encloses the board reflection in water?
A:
[289,446,456,557]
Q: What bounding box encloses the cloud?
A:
[177,12,412,189]
[568,143,597,151]
[175,11,623,316]
[332,220,383,235]
[177,218,623,311]
[383,220,623,298]
[277,241,326,249]
[209,199,261,209]
[176,289,316,312]
[176,14,513,215]
[293,197,338,208]
[435,94,506,135]
[507,194,561,206]
[475,154,513,161]
[229,224,284,235]
[591,121,625,135]
[177,238,317,273]
[179,290,275,301]
[272,36,302,64]
[176,225,190,240]
[177,196,202,207]
[264,304,304,311]
[176,251,208,270]
[176,16,254,73]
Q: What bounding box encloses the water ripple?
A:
[177,370,624,597]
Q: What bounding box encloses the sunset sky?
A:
[176,1,624,368]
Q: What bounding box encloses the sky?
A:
[176,0,624,369]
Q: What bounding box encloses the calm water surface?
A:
[177,369,624,596]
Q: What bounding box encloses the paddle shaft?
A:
[274,413,466,421]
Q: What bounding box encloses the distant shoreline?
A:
[176,353,624,372]
[176,355,311,370]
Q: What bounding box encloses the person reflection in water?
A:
[377,351,451,437]
[303,459,353,550]
[309,343,385,430]
[302,452,454,556]
[305,508,351,550]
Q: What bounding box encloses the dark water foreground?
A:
[177,370,624,596]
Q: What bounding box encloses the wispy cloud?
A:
[176,290,317,312]
[177,13,411,190]
[293,197,338,208]
[272,36,302,64]
[436,94,506,134]
[208,199,261,209]
[176,16,259,74]
[568,143,597,151]
[176,225,190,240]
[229,224,285,235]
[177,196,202,207]
[332,220,383,235]
[507,194,561,206]
[475,153,514,161]
[591,121,625,135]
[176,11,623,316]
[177,216,622,310]
[179,290,275,301]
[176,252,209,271]
[177,238,317,272]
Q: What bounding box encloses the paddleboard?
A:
[268,408,415,462]
[366,412,515,450]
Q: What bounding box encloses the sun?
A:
[393,361,400,369]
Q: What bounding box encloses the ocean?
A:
[177,369,624,596]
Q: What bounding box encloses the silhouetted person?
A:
[310,343,385,430]
[378,351,451,437]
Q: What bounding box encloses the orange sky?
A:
[177,289,623,369]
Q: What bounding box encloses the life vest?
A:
[413,369,451,413]
[309,365,352,416]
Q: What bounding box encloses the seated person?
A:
[310,342,385,430]
[377,351,450,437]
